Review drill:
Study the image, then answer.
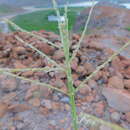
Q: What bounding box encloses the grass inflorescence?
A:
[2,0,130,130]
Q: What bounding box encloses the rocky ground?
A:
[0,30,130,130]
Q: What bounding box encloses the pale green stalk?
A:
[76,41,130,92]
[15,36,63,70]
[4,18,61,49]
[79,113,125,130]
[70,0,96,62]
[0,67,61,73]
[1,71,68,95]
[52,0,78,129]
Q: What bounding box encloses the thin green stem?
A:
[4,18,61,49]
[70,1,96,62]
[76,41,130,92]
[52,1,78,129]
[1,71,68,95]
[15,35,64,70]
[0,67,62,73]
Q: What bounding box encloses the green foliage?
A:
[126,27,130,31]
[11,7,85,33]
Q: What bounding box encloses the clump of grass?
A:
[2,0,130,130]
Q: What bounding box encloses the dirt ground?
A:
[0,29,130,130]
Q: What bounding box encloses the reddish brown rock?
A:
[41,99,52,109]
[28,98,40,107]
[39,107,49,116]
[76,66,85,74]
[79,84,91,95]
[111,57,123,72]
[22,71,34,77]
[71,58,78,71]
[8,104,30,113]
[108,76,124,89]
[53,50,64,60]
[25,91,33,100]
[54,72,66,79]
[52,102,61,110]
[88,79,98,89]
[2,92,17,103]
[94,101,105,117]
[0,102,8,118]
[14,61,27,69]
[72,34,80,41]
[125,112,130,123]
[0,76,17,92]
[36,42,55,55]
[124,80,130,89]
[13,46,26,54]
[84,62,95,74]
[39,86,52,98]
[102,87,130,112]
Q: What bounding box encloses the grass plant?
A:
[1,0,130,129]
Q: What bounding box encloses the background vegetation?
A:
[11,7,85,33]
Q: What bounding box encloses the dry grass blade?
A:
[70,1,97,62]
[1,71,68,95]
[15,35,64,70]
[76,41,130,92]
[79,113,125,130]
[4,18,61,49]
[0,67,62,73]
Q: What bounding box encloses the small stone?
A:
[84,62,95,74]
[39,107,49,116]
[55,72,66,79]
[65,104,70,111]
[39,43,55,55]
[29,98,40,107]
[13,47,26,54]
[102,87,130,112]
[2,92,17,103]
[25,91,33,100]
[53,50,64,60]
[71,58,78,71]
[0,76,17,92]
[88,79,98,89]
[110,112,120,122]
[94,101,105,117]
[41,99,52,109]
[73,34,80,41]
[52,102,61,110]
[39,86,52,98]
[100,125,112,130]
[60,97,70,103]
[79,84,91,95]
[22,71,34,77]
[0,102,8,118]
[124,80,130,89]
[14,61,27,69]
[8,104,30,113]
[76,66,85,74]
[108,76,124,89]
[125,112,130,123]
[74,80,82,87]
[85,95,94,102]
